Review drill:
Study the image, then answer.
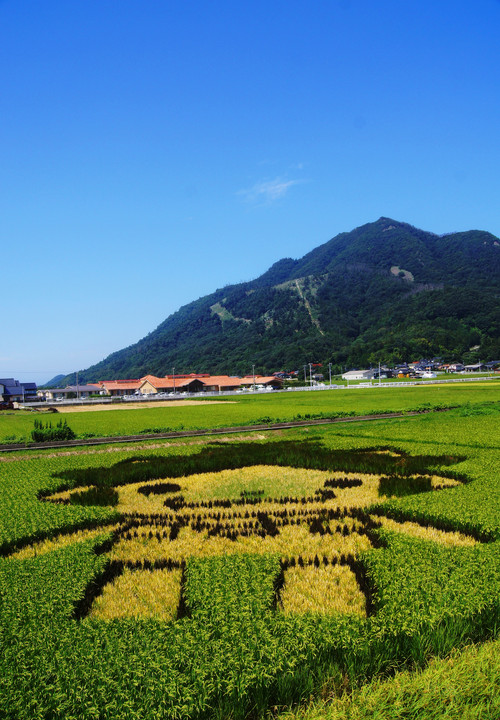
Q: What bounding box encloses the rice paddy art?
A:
[2,427,499,720]
[37,441,473,624]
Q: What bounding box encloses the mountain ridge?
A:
[60,218,500,384]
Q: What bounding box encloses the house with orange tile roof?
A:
[138,375,206,394]
[138,374,247,394]
[198,376,244,392]
[240,375,283,389]
[97,379,143,396]
[100,373,283,397]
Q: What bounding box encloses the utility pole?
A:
[329,362,332,386]
[76,371,79,400]
[252,364,256,391]
[172,368,176,395]
[309,362,313,388]
[303,365,307,387]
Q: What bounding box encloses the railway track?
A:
[0,409,444,453]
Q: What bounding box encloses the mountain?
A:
[63,218,500,383]
[41,374,67,388]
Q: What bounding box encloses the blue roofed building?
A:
[0,378,38,403]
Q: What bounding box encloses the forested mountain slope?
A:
[63,218,500,383]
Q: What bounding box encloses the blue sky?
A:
[2,0,499,384]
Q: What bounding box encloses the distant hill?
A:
[41,374,66,388]
[61,218,500,384]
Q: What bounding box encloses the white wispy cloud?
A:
[238,177,302,204]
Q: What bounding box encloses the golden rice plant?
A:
[373,515,477,546]
[90,567,182,621]
[230,523,371,562]
[47,465,449,519]
[10,526,119,560]
[180,465,332,502]
[111,520,372,565]
[115,482,169,514]
[280,564,366,616]
[430,474,461,489]
[47,484,91,502]
[332,473,382,506]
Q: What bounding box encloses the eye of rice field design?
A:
[32,441,474,624]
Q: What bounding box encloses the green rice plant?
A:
[378,474,433,497]
[276,639,500,720]
[31,418,76,442]
[69,486,119,506]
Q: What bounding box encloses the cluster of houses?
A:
[342,359,500,382]
[4,358,499,406]
[37,373,284,401]
[0,378,38,406]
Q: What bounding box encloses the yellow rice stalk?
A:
[46,466,439,517]
[90,568,182,621]
[45,467,460,518]
[231,524,370,562]
[372,449,402,456]
[180,465,331,501]
[10,526,119,560]
[111,522,372,565]
[281,564,366,616]
[329,473,382,507]
[47,485,92,502]
[118,483,166,514]
[430,474,461,489]
[373,515,477,546]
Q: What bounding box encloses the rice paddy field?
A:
[1,379,500,444]
[0,384,499,719]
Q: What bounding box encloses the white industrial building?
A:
[341,369,375,381]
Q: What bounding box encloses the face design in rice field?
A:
[40,441,472,622]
